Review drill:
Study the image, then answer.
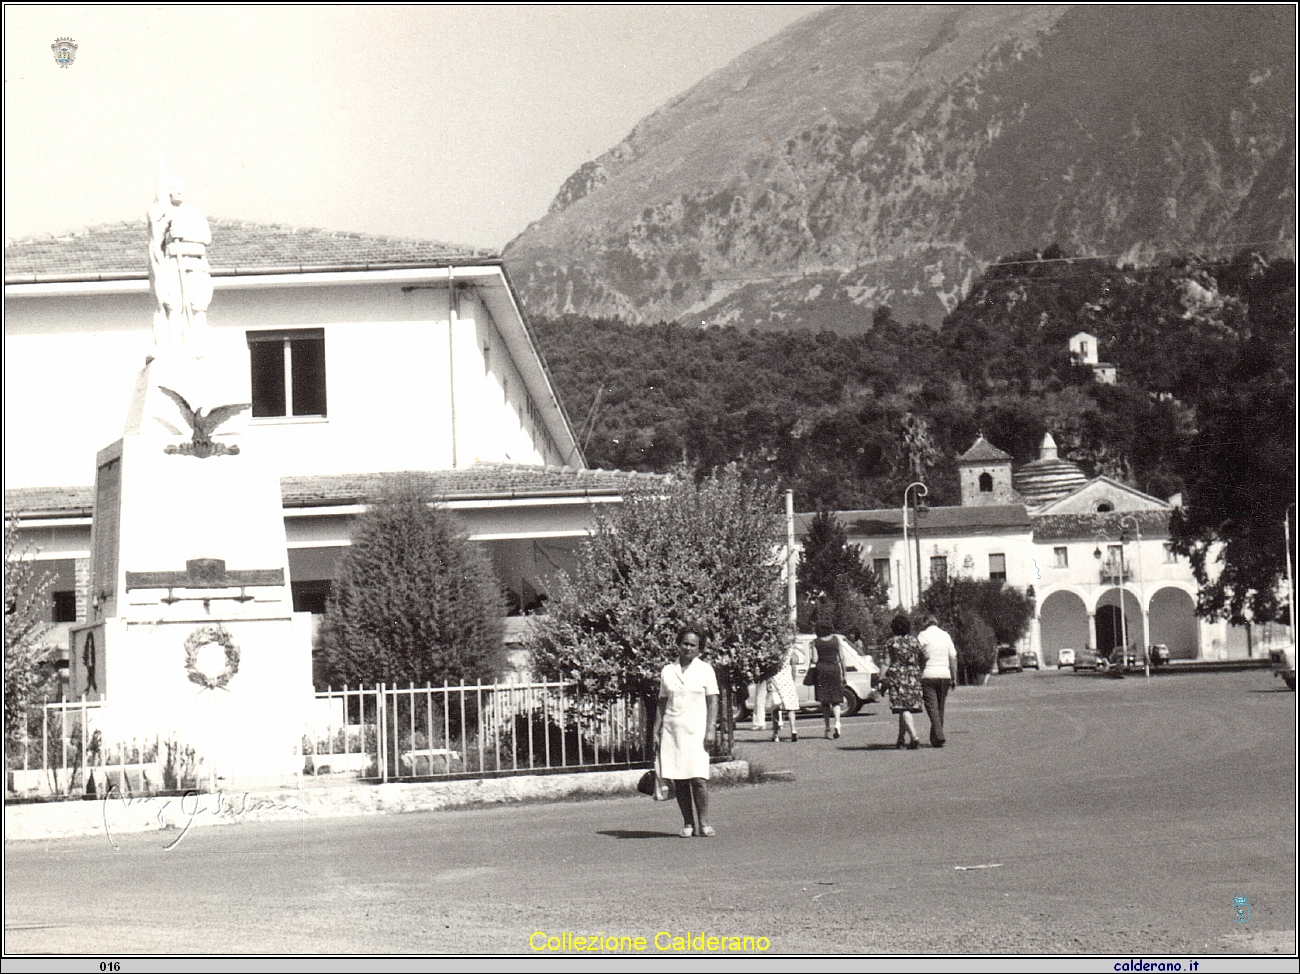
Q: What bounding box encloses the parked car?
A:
[996,645,1022,673]
[1072,647,1100,670]
[1057,648,1076,670]
[1020,651,1040,670]
[1149,644,1171,667]
[741,634,879,719]
[1096,647,1141,674]
[1270,646,1296,691]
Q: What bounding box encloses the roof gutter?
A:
[4,256,505,287]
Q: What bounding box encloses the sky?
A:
[4,5,822,250]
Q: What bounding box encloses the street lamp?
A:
[1093,516,1145,677]
[1118,514,1148,678]
[902,482,929,609]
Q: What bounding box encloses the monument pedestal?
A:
[71,349,313,789]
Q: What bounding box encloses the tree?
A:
[1169,253,1296,625]
[797,510,889,640]
[5,519,55,742]
[529,465,792,709]
[316,484,507,687]
[921,577,1033,683]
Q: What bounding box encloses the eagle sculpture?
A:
[159,386,250,458]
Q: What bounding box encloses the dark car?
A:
[996,646,1022,673]
[1097,647,1141,674]
[1149,644,1171,667]
[1072,648,1100,670]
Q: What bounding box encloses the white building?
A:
[5,221,653,673]
[798,434,1272,663]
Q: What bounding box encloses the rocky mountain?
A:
[505,5,1295,330]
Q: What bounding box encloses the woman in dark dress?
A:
[879,614,924,749]
[810,617,848,739]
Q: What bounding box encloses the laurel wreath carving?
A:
[183,624,241,690]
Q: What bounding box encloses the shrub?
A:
[4,518,55,743]
[921,577,1032,682]
[529,465,791,706]
[316,482,507,688]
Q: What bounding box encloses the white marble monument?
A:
[68,179,313,789]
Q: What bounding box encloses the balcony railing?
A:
[1099,561,1133,584]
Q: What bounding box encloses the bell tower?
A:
[958,435,1016,506]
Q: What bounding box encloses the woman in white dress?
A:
[768,644,801,742]
[653,627,719,838]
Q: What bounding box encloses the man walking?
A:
[917,615,958,748]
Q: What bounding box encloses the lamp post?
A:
[1093,516,1145,677]
[1093,532,1127,676]
[1118,514,1148,678]
[903,482,929,609]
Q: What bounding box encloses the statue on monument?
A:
[147,177,213,357]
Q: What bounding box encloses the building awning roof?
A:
[6,464,665,521]
[4,219,498,284]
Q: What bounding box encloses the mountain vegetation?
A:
[533,248,1296,624]
[508,5,1294,330]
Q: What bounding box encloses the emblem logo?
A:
[51,37,77,68]
[1232,895,1250,924]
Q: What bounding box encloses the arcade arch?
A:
[1039,589,1089,666]
[1096,588,1144,652]
[1148,586,1198,660]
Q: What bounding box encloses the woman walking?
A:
[879,614,925,749]
[653,627,720,837]
[810,618,848,739]
[767,642,801,742]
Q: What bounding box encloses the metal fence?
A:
[306,680,650,782]
[5,696,191,799]
[7,679,737,799]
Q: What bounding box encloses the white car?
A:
[744,634,879,718]
[1057,648,1076,670]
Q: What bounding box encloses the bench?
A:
[399,748,461,775]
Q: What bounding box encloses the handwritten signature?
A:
[101,786,301,850]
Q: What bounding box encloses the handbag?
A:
[639,753,675,801]
[802,664,818,686]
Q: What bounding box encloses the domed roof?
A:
[1013,433,1087,506]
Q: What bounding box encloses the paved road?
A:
[5,669,1295,954]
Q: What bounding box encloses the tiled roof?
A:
[1031,511,1172,542]
[5,220,498,283]
[797,505,1033,538]
[958,436,1012,464]
[3,486,94,517]
[280,464,667,507]
[5,465,666,518]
